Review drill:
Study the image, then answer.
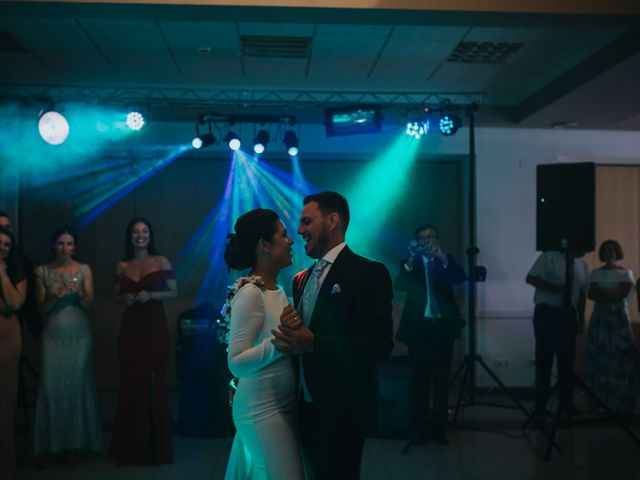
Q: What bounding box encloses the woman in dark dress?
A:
[0,227,26,479]
[108,217,178,465]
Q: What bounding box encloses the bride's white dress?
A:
[225,283,304,480]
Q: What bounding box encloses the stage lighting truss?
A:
[193,112,298,155]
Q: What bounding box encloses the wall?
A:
[17,134,464,390]
[14,117,640,389]
[217,123,640,387]
[472,128,640,386]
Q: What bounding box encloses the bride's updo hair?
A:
[224,209,280,270]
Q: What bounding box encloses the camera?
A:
[408,241,428,257]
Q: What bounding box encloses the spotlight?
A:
[283,130,299,156]
[193,114,216,149]
[438,114,461,136]
[253,129,270,154]
[192,133,216,149]
[224,132,241,151]
[38,110,70,145]
[405,120,429,139]
[126,111,145,131]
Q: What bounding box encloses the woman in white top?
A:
[585,239,638,414]
[223,208,304,480]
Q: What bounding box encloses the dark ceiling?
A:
[1,1,639,129]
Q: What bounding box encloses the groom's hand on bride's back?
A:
[271,324,314,354]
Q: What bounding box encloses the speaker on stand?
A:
[536,162,595,253]
[533,162,640,459]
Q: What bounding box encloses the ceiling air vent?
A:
[241,35,311,59]
[0,29,28,54]
[447,41,524,64]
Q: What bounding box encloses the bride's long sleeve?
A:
[227,284,283,378]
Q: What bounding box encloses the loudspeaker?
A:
[536,162,595,252]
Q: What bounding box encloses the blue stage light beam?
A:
[179,150,315,306]
[79,145,190,226]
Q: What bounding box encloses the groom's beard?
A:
[307,228,330,259]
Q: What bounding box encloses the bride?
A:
[223,208,304,480]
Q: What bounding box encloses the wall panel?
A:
[19,155,463,389]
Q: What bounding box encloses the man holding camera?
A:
[396,224,467,445]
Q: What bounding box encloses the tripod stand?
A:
[543,374,640,459]
[522,368,640,459]
[524,251,640,459]
[448,104,531,422]
[521,248,640,460]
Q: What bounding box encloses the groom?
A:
[272,191,394,479]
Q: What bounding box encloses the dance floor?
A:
[13,396,640,480]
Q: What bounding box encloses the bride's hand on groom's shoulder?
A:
[280,304,302,330]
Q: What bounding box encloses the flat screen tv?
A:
[324,105,382,137]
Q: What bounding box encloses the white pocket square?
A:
[330,284,342,294]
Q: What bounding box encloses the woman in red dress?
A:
[109,217,178,465]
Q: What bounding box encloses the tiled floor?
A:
[13,404,640,479]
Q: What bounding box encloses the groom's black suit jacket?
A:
[293,246,394,435]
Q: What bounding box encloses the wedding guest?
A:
[0,227,26,479]
[109,217,178,465]
[33,226,102,464]
[585,240,638,413]
[526,250,589,419]
[396,224,467,445]
[0,210,42,338]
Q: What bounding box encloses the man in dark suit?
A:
[272,191,394,479]
[396,224,466,445]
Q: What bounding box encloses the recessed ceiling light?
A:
[550,121,579,129]
[447,41,524,64]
